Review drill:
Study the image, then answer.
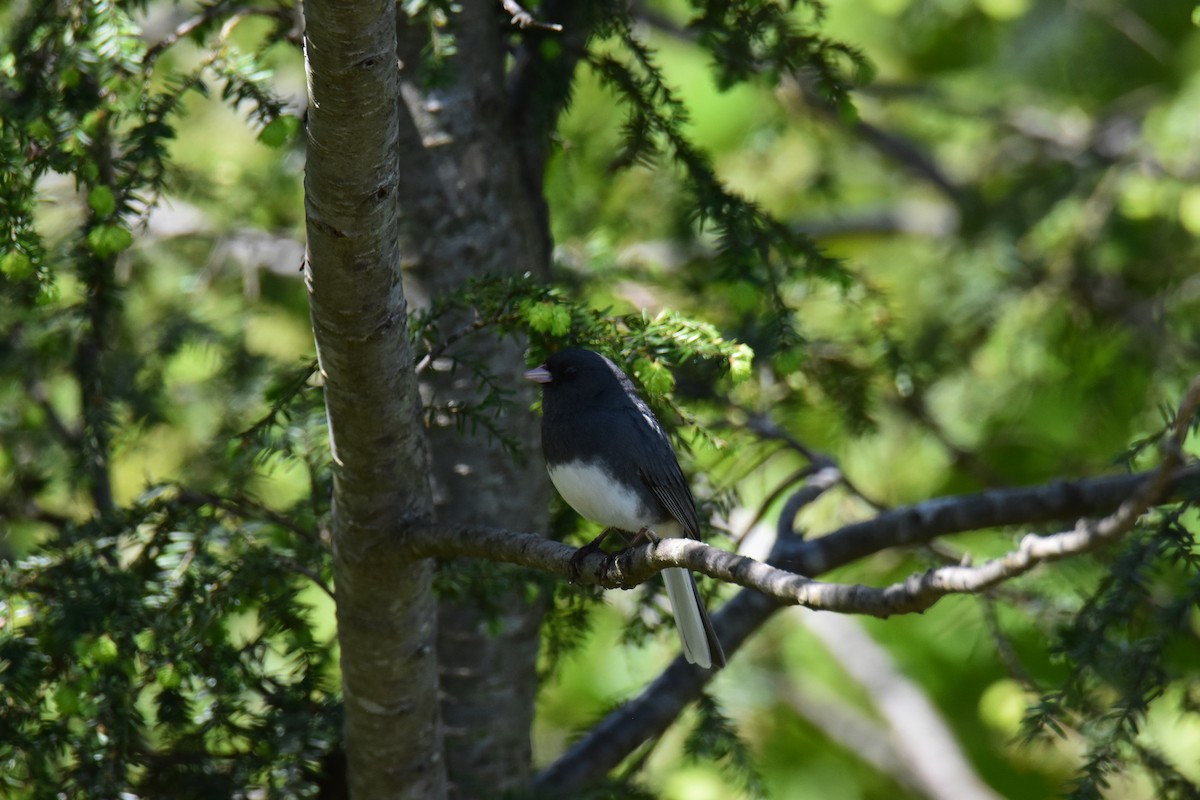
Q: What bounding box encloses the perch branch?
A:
[531,377,1200,792]
[408,462,1199,617]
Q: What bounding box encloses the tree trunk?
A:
[392,3,553,795]
[304,1,446,797]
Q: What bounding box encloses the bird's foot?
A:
[569,528,617,584]
[627,526,655,548]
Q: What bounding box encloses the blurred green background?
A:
[3,0,1200,797]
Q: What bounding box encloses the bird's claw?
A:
[569,528,616,584]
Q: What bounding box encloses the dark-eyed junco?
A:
[525,347,726,670]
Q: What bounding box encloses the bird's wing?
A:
[622,400,702,539]
[643,462,701,539]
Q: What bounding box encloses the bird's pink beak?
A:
[524,365,552,384]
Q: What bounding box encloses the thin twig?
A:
[415,317,489,375]
[734,465,815,548]
[981,597,1039,690]
[859,375,1200,612]
[500,0,563,31]
[894,391,1009,488]
[775,466,842,543]
[173,488,334,597]
[272,554,336,600]
[176,488,326,551]
[25,373,79,446]
[144,3,290,68]
[744,413,819,462]
[235,358,320,439]
[745,413,887,511]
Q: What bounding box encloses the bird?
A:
[524,347,726,670]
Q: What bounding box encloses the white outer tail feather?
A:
[662,567,712,669]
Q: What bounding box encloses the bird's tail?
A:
[662,568,726,670]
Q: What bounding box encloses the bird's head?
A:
[524,348,625,406]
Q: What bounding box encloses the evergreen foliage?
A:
[1,0,1199,797]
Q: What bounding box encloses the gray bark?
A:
[303,0,445,797]
[393,3,554,795]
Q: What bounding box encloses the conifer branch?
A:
[411,461,1200,615]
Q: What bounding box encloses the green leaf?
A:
[28,119,54,140]
[728,343,754,383]
[88,185,116,218]
[773,346,804,376]
[523,300,571,336]
[53,683,83,716]
[727,281,759,313]
[0,250,34,280]
[633,357,675,395]
[258,114,301,148]
[547,305,571,336]
[1180,186,1200,235]
[36,283,59,305]
[92,634,120,664]
[977,0,1031,21]
[156,664,182,690]
[60,66,82,89]
[86,224,134,257]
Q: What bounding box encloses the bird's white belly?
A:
[547,460,648,532]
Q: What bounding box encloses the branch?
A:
[24,371,79,447]
[505,0,603,269]
[626,3,971,213]
[777,680,914,790]
[532,380,1200,792]
[837,105,970,210]
[799,612,1004,800]
[775,465,1198,577]
[176,489,323,549]
[414,317,488,375]
[407,461,1198,618]
[812,382,1194,611]
[144,3,297,70]
[171,489,334,599]
[76,100,118,515]
[499,0,562,31]
[745,414,887,511]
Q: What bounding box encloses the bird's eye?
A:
[564,366,578,378]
